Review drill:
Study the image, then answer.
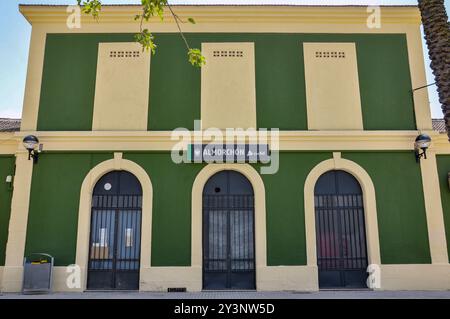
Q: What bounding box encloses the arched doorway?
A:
[314,170,369,289]
[202,170,256,290]
[87,171,142,290]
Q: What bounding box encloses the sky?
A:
[0,0,448,119]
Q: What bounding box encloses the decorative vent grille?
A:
[213,50,244,58]
[109,51,140,58]
[315,51,346,59]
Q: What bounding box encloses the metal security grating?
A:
[315,194,368,271]
[88,194,142,290]
[314,170,370,288]
[203,194,255,289]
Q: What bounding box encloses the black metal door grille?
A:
[315,171,369,288]
[203,171,256,290]
[87,193,142,290]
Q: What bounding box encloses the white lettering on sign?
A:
[203,148,245,156]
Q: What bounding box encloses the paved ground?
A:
[0,290,449,299]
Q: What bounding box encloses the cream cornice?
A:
[20,5,421,25]
[433,134,450,154]
[0,133,20,155]
[4,130,448,153]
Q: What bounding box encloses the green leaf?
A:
[188,48,206,68]
[135,29,157,54]
[78,0,102,20]
[78,0,203,67]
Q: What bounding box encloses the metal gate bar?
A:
[315,190,368,288]
[315,194,367,270]
[203,194,255,289]
[88,194,142,290]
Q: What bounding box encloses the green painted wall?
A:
[0,156,15,266]
[37,34,135,131]
[125,152,331,266]
[24,152,330,266]
[123,153,204,266]
[256,152,332,265]
[343,152,431,264]
[37,33,415,131]
[436,155,450,262]
[25,153,112,266]
[24,151,430,266]
[148,35,201,130]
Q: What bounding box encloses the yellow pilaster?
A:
[1,152,34,292]
[406,25,433,131]
[20,26,46,131]
[420,151,449,264]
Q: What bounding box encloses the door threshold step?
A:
[85,290,140,293]
[201,290,257,292]
[319,288,372,292]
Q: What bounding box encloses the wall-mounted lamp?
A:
[414,134,431,163]
[23,135,40,164]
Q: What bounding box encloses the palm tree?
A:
[418,0,450,140]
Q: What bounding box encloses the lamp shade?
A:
[414,134,431,150]
[22,135,39,151]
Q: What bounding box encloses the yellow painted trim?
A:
[12,130,448,152]
[1,152,34,292]
[191,164,266,290]
[304,157,381,277]
[420,151,449,264]
[406,25,433,130]
[17,21,426,35]
[139,267,202,292]
[48,265,320,292]
[43,263,450,292]
[20,6,421,25]
[0,134,19,154]
[256,266,319,291]
[433,134,450,154]
[3,131,450,154]
[379,264,450,290]
[20,26,46,131]
[75,153,153,291]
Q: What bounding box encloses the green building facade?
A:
[0,5,449,292]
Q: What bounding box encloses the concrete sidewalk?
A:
[0,290,449,299]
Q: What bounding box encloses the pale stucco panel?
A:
[201,43,256,129]
[304,43,363,130]
[92,43,150,131]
